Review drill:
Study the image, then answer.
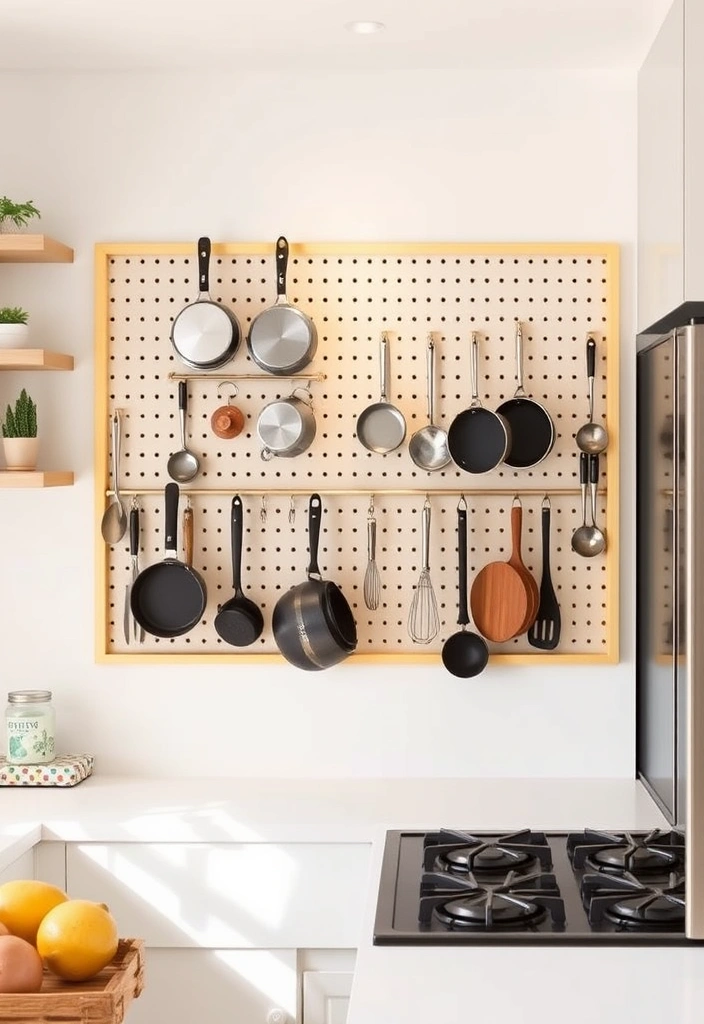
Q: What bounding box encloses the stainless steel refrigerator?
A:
[637,308,704,937]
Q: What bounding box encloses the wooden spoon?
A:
[470,532,530,645]
[507,499,539,636]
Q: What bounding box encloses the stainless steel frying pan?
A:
[247,236,318,375]
[171,237,241,370]
[356,333,407,454]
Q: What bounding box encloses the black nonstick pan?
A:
[171,237,241,370]
[130,482,207,638]
[448,332,510,473]
[272,494,357,671]
[496,320,555,468]
[247,236,318,375]
[214,495,264,647]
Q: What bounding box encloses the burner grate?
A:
[566,828,685,875]
[419,869,566,931]
[423,828,553,875]
[582,871,685,930]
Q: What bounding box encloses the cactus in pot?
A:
[2,389,38,470]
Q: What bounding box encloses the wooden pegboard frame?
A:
[94,241,619,665]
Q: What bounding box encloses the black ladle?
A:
[214,495,264,647]
[441,498,489,678]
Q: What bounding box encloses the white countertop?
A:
[0,775,693,1024]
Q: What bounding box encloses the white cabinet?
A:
[300,950,355,1024]
[0,849,34,883]
[638,0,704,331]
[124,947,297,1024]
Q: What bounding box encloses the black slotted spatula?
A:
[528,497,561,650]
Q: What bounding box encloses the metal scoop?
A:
[409,334,450,471]
[571,452,606,557]
[576,336,609,454]
[100,409,128,544]
[168,380,200,483]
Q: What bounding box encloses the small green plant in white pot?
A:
[0,197,41,231]
[2,388,38,471]
[0,307,29,348]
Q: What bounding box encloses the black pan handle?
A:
[276,236,289,299]
[164,481,179,557]
[457,502,469,628]
[579,450,588,485]
[198,236,212,297]
[586,336,596,379]
[307,493,322,580]
[231,495,244,594]
[130,506,140,557]
[178,379,188,412]
[589,451,600,484]
[541,500,552,576]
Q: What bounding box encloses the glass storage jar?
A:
[5,690,55,765]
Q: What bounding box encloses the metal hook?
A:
[457,494,467,511]
[512,495,522,508]
[260,495,267,524]
[424,494,431,511]
[288,496,296,526]
[542,494,551,510]
[368,494,375,519]
[216,381,239,405]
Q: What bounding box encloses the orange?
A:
[36,899,118,982]
[0,880,68,945]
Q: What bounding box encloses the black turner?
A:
[528,497,561,650]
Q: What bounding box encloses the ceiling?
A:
[0,0,673,72]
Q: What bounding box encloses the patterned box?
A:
[0,754,94,787]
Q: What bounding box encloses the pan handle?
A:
[469,332,481,408]
[426,336,436,424]
[457,500,469,628]
[197,237,212,298]
[379,333,390,402]
[164,482,180,558]
[276,236,289,301]
[231,495,245,593]
[586,335,596,421]
[307,493,323,581]
[513,320,527,397]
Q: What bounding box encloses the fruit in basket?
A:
[0,934,44,992]
[36,899,119,982]
[0,879,68,944]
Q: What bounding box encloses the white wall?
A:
[0,68,637,778]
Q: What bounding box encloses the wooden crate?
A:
[0,938,144,1024]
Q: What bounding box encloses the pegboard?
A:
[94,242,619,665]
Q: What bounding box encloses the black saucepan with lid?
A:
[272,494,357,670]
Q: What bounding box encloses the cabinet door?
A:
[302,971,353,1024]
[0,850,33,883]
[126,948,296,1024]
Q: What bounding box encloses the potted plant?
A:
[0,197,41,232]
[0,307,29,348]
[2,388,38,470]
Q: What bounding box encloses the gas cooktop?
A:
[373,828,701,945]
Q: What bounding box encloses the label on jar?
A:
[6,714,55,764]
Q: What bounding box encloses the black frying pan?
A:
[171,237,241,370]
[272,494,357,671]
[448,332,510,474]
[214,495,264,647]
[130,482,207,638]
[496,320,555,468]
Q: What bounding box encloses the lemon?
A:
[0,880,68,945]
[36,899,119,982]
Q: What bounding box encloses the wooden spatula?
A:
[470,510,530,643]
[507,499,539,636]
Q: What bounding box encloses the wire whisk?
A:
[363,496,381,611]
[408,497,440,644]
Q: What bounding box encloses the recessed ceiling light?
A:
[345,20,386,34]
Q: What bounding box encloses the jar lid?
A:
[7,690,52,703]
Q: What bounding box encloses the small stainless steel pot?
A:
[256,387,316,460]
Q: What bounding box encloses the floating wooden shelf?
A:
[0,349,74,370]
[0,234,74,263]
[0,471,74,488]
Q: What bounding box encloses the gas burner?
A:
[423,829,552,876]
[566,828,685,876]
[419,869,566,931]
[582,871,685,930]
